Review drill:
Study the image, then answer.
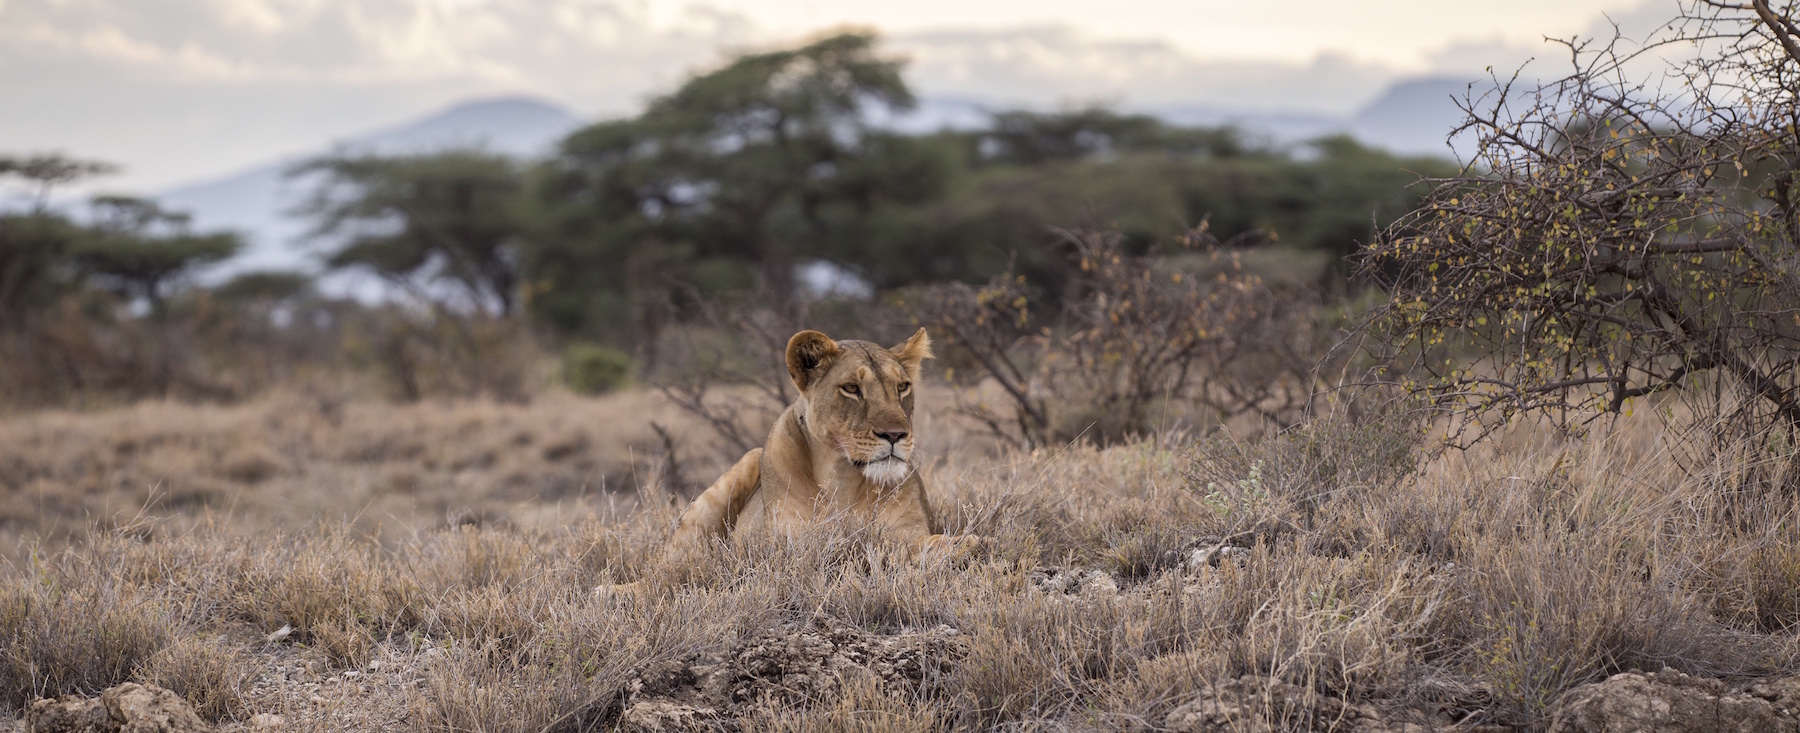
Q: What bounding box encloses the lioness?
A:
[611,328,972,590]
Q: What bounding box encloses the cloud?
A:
[1423,0,1691,80]
[0,0,760,91]
[0,0,771,189]
[0,0,1404,111]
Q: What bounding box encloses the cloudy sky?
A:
[0,0,1670,192]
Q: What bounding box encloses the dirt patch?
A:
[617,619,965,731]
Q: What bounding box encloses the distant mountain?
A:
[346,97,584,157]
[1146,78,1476,158]
[889,79,1478,158]
[1348,78,1477,159]
[1150,104,1344,145]
[159,97,582,281]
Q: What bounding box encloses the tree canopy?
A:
[534,31,933,339]
[1,157,242,324]
[0,153,117,211]
[293,151,526,316]
[70,196,240,313]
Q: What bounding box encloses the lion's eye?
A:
[840,384,861,397]
[898,382,912,395]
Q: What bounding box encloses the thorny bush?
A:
[908,226,1338,447]
[1364,1,1800,446]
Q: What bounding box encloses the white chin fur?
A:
[861,458,911,486]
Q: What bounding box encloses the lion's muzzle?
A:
[861,456,911,486]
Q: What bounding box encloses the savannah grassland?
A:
[3,380,1800,732]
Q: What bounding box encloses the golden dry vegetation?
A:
[4,385,1800,731]
[0,388,745,560]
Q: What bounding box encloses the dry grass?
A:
[0,388,746,561]
[2,391,1799,730]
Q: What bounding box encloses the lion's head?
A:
[785,327,933,487]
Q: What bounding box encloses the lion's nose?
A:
[875,429,908,445]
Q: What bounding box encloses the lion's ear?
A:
[786,330,840,392]
[889,327,933,377]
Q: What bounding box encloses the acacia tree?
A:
[0,153,116,212]
[539,31,927,332]
[69,196,240,315]
[0,154,115,323]
[1364,1,1800,441]
[294,150,526,316]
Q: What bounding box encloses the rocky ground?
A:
[5,550,1797,732]
[11,631,1800,732]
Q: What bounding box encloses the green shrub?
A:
[563,344,632,395]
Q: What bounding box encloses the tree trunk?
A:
[758,241,798,318]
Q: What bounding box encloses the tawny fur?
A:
[633,328,977,579]
[669,446,763,542]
